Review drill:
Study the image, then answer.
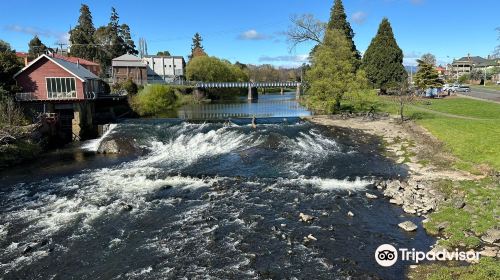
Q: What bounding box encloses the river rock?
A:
[307,234,317,241]
[479,246,498,257]
[347,211,354,217]
[398,221,418,232]
[299,213,314,223]
[97,138,140,155]
[365,193,378,199]
[481,228,500,244]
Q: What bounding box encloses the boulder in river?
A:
[299,213,315,223]
[97,138,140,155]
[398,221,418,232]
[365,193,378,199]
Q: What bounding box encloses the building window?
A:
[46,77,77,99]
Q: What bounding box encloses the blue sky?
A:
[1,0,498,67]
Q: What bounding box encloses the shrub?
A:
[130,85,178,116]
[121,79,138,95]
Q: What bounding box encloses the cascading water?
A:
[0,119,432,279]
[81,123,118,152]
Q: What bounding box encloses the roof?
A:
[13,54,100,81]
[143,55,185,60]
[476,59,500,67]
[15,52,28,58]
[453,56,488,65]
[52,54,99,66]
[112,54,146,67]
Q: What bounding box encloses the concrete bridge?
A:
[194,81,302,100]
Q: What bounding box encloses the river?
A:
[0,93,434,279]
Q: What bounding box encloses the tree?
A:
[327,0,360,61]
[493,27,500,58]
[0,40,23,97]
[120,24,138,55]
[286,14,325,50]
[156,51,171,56]
[306,29,367,113]
[362,18,407,94]
[69,4,96,61]
[186,56,248,82]
[394,80,417,122]
[420,53,437,66]
[414,59,443,90]
[28,36,47,59]
[190,33,206,59]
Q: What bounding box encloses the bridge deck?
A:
[196,82,300,89]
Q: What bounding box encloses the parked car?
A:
[442,84,459,95]
[455,85,471,93]
[497,80,500,85]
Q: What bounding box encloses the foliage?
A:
[190,33,207,59]
[362,18,407,93]
[343,88,379,112]
[156,51,171,56]
[0,97,27,127]
[69,4,97,61]
[0,40,23,97]
[129,84,179,116]
[0,140,41,170]
[121,79,138,95]
[457,74,469,84]
[414,59,443,89]
[395,80,417,122]
[305,29,368,113]
[409,257,500,280]
[28,36,47,60]
[327,0,360,61]
[186,56,248,82]
[420,53,437,66]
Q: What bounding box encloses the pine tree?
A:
[0,40,23,96]
[362,18,407,94]
[190,33,206,59]
[306,29,367,112]
[414,59,443,90]
[327,0,360,61]
[108,7,125,58]
[69,4,97,60]
[120,24,138,55]
[28,35,47,59]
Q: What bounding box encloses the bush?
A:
[121,79,138,95]
[130,84,178,116]
[0,97,27,127]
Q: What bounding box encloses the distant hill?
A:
[405,65,418,73]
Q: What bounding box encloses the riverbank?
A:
[305,115,499,278]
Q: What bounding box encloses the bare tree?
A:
[286,14,326,50]
[395,80,417,122]
[0,97,26,128]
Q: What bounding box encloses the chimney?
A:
[77,59,80,68]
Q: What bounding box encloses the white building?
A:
[142,56,186,83]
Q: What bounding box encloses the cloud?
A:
[352,11,368,24]
[410,0,424,5]
[258,55,308,63]
[4,24,69,44]
[238,29,272,40]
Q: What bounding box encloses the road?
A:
[461,87,500,103]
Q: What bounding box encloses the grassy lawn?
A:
[470,84,500,92]
[378,97,500,171]
[408,257,500,280]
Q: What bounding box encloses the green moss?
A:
[408,257,500,280]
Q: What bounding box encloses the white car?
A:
[443,84,458,93]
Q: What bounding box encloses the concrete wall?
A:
[143,56,185,79]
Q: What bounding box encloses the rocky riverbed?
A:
[306,115,499,261]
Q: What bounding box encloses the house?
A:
[142,55,186,83]
[451,55,489,76]
[13,54,107,141]
[52,54,101,76]
[435,66,446,77]
[111,54,147,85]
[15,52,30,66]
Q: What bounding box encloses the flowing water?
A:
[0,117,435,280]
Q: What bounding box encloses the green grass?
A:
[470,84,500,91]
[378,97,500,171]
[408,257,500,280]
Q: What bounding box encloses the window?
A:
[46,77,77,99]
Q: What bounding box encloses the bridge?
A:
[194,81,302,100]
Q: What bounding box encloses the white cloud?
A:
[352,11,368,24]
[238,29,272,40]
[4,24,69,44]
[258,54,308,63]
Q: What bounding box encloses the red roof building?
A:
[52,54,101,76]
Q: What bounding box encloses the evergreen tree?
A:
[69,4,96,60]
[190,33,206,59]
[108,7,125,58]
[0,40,23,96]
[306,29,368,112]
[362,18,407,94]
[120,24,138,55]
[414,59,443,90]
[28,36,47,59]
[327,0,360,61]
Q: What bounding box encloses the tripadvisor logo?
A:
[375,244,480,267]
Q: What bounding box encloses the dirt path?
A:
[304,115,482,181]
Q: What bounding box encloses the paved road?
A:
[462,87,500,103]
